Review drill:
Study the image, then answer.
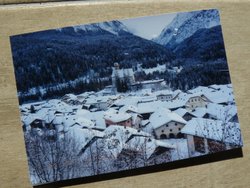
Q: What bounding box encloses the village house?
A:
[156,93,172,102]
[23,116,45,130]
[66,126,105,156]
[173,108,196,121]
[137,103,155,120]
[188,84,235,106]
[172,89,182,100]
[84,96,113,111]
[138,95,157,103]
[185,95,210,110]
[154,90,173,102]
[191,103,238,123]
[131,113,143,129]
[116,136,175,167]
[140,79,165,91]
[61,93,82,105]
[103,111,132,127]
[23,107,55,130]
[119,105,143,129]
[181,118,242,157]
[150,108,187,139]
[130,79,165,92]
[176,93,211,111]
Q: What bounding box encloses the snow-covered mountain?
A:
[72,20,131,35]
[154,9,220,47]
[173,25,226,61]
[11,19,174,101]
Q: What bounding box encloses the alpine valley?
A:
[11,9,230,104]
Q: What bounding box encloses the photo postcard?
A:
[10,9,243,185]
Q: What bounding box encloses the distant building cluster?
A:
[21,83,241,159]
[111,63,165,93]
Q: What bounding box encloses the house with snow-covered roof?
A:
[188,84,235,105]
[116,136,175,168]
[191,103,238,123]
[137,102,156,120]
[138,95,157,103]
[83,96,113,111]
[150,108,187,139]
[155,90,173,101]
[140,79,165,91]
[202,90,235,105]
[172,89,182,100]
[177,92,211,111]
[61,93,82,105]
[119,105,143,129]
[22,114,45,131]
[173,108,196,121]
[103,111,132,127]
[65,125,105,156]
[119,104,138,114]
[181,118,242,157]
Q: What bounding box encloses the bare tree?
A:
[25,128,85,185]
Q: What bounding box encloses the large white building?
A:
[111,63,135,91]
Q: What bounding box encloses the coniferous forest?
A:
[11,19,229,104]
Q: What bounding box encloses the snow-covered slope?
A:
[73,20,131,35]
[154,9,220,47]
[153,11,196,46]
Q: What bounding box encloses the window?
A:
[166,124,168,127]
[175,123,178,126]
[170,129,172,132]
[161,130,164,133]
[178,128,181,131]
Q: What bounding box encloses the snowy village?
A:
[10,9,243,185]
[20,62,242,184]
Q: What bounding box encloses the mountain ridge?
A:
[153,9,220,48]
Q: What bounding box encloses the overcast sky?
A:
[121,13,177,40]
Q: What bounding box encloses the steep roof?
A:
[103,125,151,158]
[119,105,139,113]
[67,126,105,155]
[174,108,195,117]
[188,84,235,104]
[124,136,176,159]
[191,103,238,121]
[103,111,132,123]
[181,118,242,145]
[150,108,187,129]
